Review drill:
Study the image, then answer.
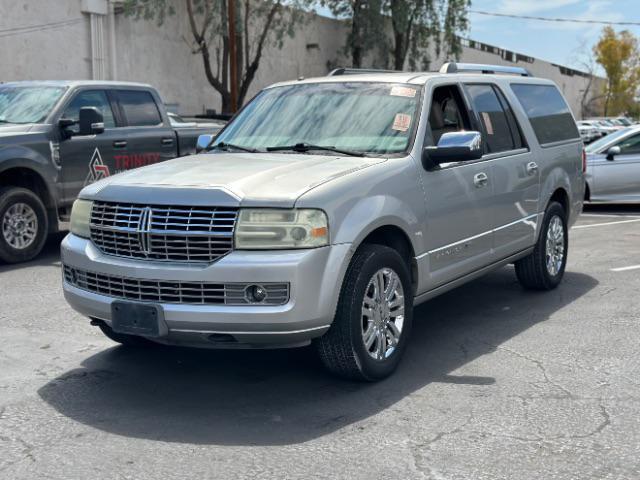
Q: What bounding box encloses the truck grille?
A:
[63,266,289,306]
[90,201,237,263]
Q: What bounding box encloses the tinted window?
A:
[62,90,116,133]
[511,84,579,145]
[617,133,640,154]
[466,84,515,153]
[117,90,162,127]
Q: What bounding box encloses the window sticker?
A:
[390,86,417,98]
[481,112,494,135]
[392,113,412,132]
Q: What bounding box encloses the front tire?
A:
[515,201,568,290]
[315,244,413,381]
[0,187,48,264]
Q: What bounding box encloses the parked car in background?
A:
[167,112,226,132]
[61,63,584,381]
[0,80,217,263]
[580,119,617,139]
[577,121,600,143]
[584,125,640,203]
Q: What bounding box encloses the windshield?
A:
[0,86,66,124]
[585,127,632,153]
[214,82,422,155]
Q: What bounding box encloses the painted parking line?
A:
[611,265,640,272]
[573,218,640,229]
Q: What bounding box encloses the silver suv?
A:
[62,63,585,381]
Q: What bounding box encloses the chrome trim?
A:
[170,325,331,335]
[416,213,539,259]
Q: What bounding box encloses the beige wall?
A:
[0,0,603,119]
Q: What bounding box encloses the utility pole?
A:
[228,0,238,113]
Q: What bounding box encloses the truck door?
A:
[112,89,178,173]
[57,89,126,204]
[418,83,496,290]
[463,83,540,260]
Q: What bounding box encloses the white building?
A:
[0,0,603,118]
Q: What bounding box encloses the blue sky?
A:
[316,1,640,74]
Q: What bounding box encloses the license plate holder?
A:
[111,301,167,337]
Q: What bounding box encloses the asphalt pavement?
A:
[1,205,639,479]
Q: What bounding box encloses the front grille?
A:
[90,201,238,263]
[64,266,289,306]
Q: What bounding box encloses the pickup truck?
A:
[0,80,222,263]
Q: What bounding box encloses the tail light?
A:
[582,149,587,173]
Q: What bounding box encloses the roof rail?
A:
[440,62,532,77]
[328,67,402,76]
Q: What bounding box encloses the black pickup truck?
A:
[0,81,223,263]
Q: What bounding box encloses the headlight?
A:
[70,199,93,238]
[235,209,329,249]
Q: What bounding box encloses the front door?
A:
[592,132,640,201]
[57,89,125,205]
[463,83,540,259]
[419,83,495,290]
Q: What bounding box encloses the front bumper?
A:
[61,234,352,348]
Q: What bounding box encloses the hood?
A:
[0,123,37,138]
[82,152,387,207]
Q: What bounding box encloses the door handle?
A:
[113,140,127,148]
[474,172,489,188]
[161,137,174,146]
[526,161,539,175]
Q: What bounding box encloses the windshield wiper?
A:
[266,142,364,157]
[211,141,259,153]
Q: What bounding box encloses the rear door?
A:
[419,82,496,289]
[591,132,640,201]
[463,82,539,259]
[57,88,126,204]
[112,89,177,172]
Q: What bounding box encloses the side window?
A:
[617,134,640,155]
[117,90,162,127]
[427,85,471,145]
[465,84,515,154]
[62,90,116,133]
[511,83,580,145]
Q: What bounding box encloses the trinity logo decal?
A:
[85,148,111,185]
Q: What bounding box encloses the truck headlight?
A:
[235,209,329,249]
[70,199,93,238]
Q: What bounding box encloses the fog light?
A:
[245,284,268,303]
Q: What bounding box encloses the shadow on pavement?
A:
[38,268,597,446]
[583,203,640,216]
[0,232,66,273]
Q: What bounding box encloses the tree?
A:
[322,0,470,70]
[123,0,308,113]
[593,26,640,116]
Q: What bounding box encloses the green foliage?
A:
[593,26,640,116]
[321,0,470,70]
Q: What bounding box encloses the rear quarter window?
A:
[511,84,579,145]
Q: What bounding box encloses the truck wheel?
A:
[315,244,413,381]
[95,320,156,347]
[0,187,49,264]
[515,201,568,290]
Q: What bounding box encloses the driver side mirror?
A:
[422,131,483,169]
[78,107,105,136]
[196,134,214,153]
[606,145,620,161]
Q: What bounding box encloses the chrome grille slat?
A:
[64,266,289,306]
[90,201,238,263]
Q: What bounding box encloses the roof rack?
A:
[440,62,532,77]
[328,67,402,76]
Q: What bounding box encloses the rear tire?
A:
[0,187,48,264]
[95,320,157,347]
[515,201,568,290]
[315,244,413,381]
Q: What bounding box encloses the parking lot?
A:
[0,205,639,480]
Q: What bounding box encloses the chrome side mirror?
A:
[423,131,483,168]
[196,134,214,153]
[606,145,621,161]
